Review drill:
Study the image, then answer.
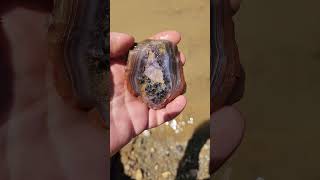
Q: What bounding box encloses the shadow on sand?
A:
[111,120,211,180]
[175,120,210,180]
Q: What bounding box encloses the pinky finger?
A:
[148,95,187,128]
[179,51,186,65]
[157,95,187,125]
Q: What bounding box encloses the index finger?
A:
[149,31,181,45]
[110,32,135,59]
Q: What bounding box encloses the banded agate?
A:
[126,39,186,109]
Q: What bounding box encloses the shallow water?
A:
[111,0,210,179]
[214,0,320,179]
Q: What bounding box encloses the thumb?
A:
[110,32,134,59]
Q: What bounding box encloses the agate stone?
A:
[126,39,186,109]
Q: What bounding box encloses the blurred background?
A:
[214,0,320,179]
[111,0,210,179]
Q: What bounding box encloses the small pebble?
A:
[169,119,177,130]
[143,130,151,137]
[165,151,170,156]
[162,171,171,178]
[176,145,184,152]
[187,117,194,124]
[135,169,143,180]
[124,165,130,171]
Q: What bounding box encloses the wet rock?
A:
[161,171,171,178]
[135,169,143,180]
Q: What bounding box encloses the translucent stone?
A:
[126,39,186,109]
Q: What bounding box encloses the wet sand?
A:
[111,0,210,179]
[214,0,320,179]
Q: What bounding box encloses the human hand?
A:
[110,31,187,156]
[210,0,245,174]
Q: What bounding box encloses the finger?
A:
[110,32,135,59]
[179,51,186,65]
[149,30,181,45]
[149,95,187,128]
[210,106,245,174]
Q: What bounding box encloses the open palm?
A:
[110,31,187,155]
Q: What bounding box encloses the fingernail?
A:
[159,34,169,40]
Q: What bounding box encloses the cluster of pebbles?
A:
[119,118,210,180]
